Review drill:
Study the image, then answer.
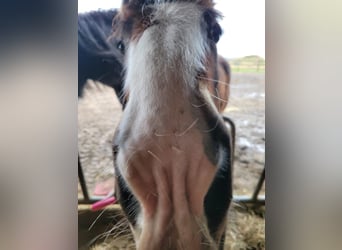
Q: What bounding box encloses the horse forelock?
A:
[115,0,220,41]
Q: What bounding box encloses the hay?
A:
[82,204,265,250]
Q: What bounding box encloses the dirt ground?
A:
[78,72,265,249]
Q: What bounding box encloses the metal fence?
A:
[229,57,265,73]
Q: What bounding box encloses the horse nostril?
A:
[117,41,125,53]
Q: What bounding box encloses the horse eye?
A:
[117,41,125,53]
[211,23,222,43]
[203,10,222,43]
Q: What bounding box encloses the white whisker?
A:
[175,118,199,136]
[88,208,107,231]
[154,132,174,137]
[197,76,230,86]
[125,150,139,166]
[147,150,163,164]
[191,102,208,108]
[202,116,220,133]
[210,93,228,103]
[198,75,241,89]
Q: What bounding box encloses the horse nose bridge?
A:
[118,133,218,210]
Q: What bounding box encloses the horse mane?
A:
[78,9,121,59]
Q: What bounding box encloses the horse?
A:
[78,9,230,113]
[111,1,232,249]
[78,9,126,105]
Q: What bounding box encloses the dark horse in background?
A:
[78,9,126,106]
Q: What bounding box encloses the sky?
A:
[78,0,265,59]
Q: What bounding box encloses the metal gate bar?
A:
[233,167,265,206]
[78,154,90,203]
[223,115,265,206]
[252,167,265,202]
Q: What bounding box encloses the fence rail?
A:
[229,56,265,73]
